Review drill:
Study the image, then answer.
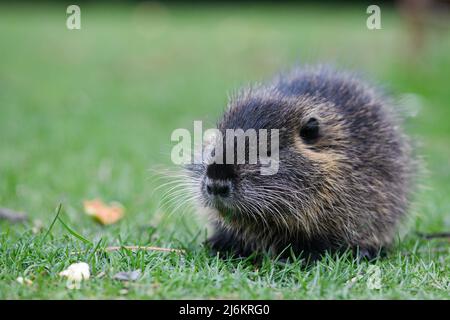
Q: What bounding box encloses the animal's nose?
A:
[206,180,231,197]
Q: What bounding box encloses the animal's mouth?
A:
[204,190,236,212]
[201,178,240,218]
[214,204,236,220]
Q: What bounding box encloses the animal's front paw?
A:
[356,247,384,261]
[204,228,254,259]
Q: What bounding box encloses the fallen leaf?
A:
[83,199,124,225]
[0,208,28,223]
[112,270,142,282]
[59,262,90,289]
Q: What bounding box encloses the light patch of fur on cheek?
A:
[292,135,346,173]
[197,206,221,236]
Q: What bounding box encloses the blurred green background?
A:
[0,2,449,299]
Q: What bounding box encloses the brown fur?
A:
[186,65,417,260]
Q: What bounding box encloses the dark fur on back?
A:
[187,65,415,260]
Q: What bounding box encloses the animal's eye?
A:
[299,118,320,144]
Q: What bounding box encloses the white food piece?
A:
[59,262,90,283]
[16,276,33,285]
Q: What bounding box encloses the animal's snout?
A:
[205,180,231,197]
[205,163,235,198]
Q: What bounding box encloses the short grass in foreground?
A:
[0,4,449,299]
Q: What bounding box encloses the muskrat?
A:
[186,65,416,260]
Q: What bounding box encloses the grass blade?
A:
[42,203,62,242]
[57,216,93,246]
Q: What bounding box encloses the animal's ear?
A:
[299,118,320,144]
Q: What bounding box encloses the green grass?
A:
[0,3,449,299]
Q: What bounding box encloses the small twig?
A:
[401,247,449,257]
[416,232,450,240]
[105,245,185,254]
[70,245,185,255]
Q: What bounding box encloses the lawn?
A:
[0,3,449,299]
